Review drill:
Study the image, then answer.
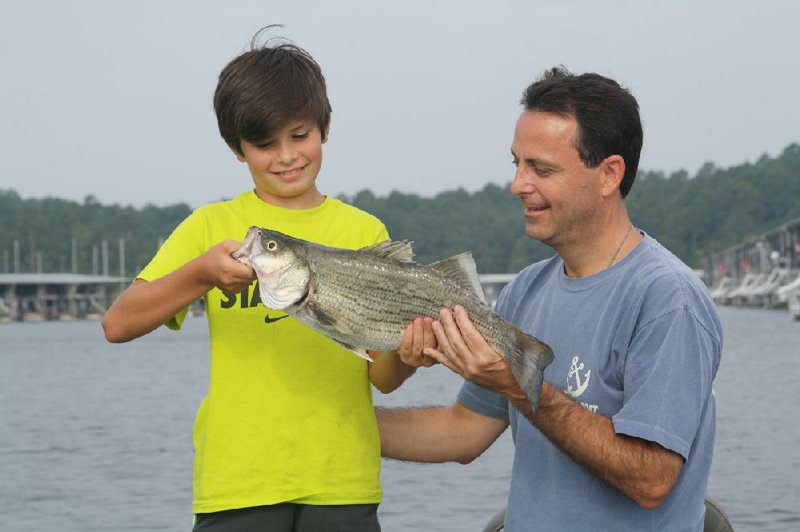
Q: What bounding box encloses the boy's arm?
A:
[102,241,254,343]
[368,351,417,393]
[368,317,438,393]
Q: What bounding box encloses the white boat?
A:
[744,268,793,307]
[710,276,734,304]
[727,273,764,305]
[788,291,800,321]
[776,272,800,304]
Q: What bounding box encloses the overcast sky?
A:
[2,1,798,209]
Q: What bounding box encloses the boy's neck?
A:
[254,188,326,210]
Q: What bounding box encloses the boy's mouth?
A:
[273,165,306,179]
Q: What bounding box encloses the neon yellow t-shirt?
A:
[138,191,389,513]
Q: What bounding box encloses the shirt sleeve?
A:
[374,224,390,244]
[136,209,208,330]
[612,308,719,459]
[457,380,510,421]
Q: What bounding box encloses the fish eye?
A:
[266,240,279,252]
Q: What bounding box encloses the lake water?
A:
[1,306,798,531]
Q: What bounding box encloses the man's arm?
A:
[425,305,683,509]
[102,241,254,343]
[377,401,508,464]
[525,383,683,509]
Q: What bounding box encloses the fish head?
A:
[233,227,311,310]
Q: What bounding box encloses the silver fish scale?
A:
[296,247,517,354]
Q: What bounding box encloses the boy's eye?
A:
[255,140,274,149]
[292,131,309,140]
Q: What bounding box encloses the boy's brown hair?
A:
[214,26,332,154]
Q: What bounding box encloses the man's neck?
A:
[559,215,641,278]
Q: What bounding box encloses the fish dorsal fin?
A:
[360,240,415,263]
[429,252,486,303]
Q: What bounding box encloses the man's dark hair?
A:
[521,67,643,198]
[214,26,332,154]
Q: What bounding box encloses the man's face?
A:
[510,110,606,248]
[236,118,327,209]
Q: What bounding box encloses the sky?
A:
[2,1,799,209]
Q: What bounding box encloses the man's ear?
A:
[601,155,626,197]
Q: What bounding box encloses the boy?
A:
[102,30,415,531]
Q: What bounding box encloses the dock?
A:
[0,271,513,324]
[0,273,127,322]
[704,216,800,320]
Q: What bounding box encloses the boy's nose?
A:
[277,142,298,164]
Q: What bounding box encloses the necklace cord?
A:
[607,225,634,268]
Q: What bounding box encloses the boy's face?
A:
[236,118,328,209]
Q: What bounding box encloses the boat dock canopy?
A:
[0,273,128,285]
[0,274,129,322]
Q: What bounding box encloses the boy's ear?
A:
[321,119,331,144]
[230,144,245,162]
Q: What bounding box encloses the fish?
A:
[232,226,554,411]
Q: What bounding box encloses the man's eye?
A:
[511,159,519,167]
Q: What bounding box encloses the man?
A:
[379,67,722,531]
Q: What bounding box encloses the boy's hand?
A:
[199,240,255,293]
[398,317,438,368]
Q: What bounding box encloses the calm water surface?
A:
[0,306,798,531]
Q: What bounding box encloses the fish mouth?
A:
[232,227,263,265]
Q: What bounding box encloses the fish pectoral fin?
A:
[305,300,344,329]
[332,339,375,362]
[429,252,486,303]
[360,240,415,263]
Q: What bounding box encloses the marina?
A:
[704,216,800,320]
[0,273,514,323]
[0,273,126,323]
[5,214,800,325]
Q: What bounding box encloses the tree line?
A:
[2,143,798,277]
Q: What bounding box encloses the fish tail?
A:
[508,326,554,412]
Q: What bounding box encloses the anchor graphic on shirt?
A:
[566,356,591,398]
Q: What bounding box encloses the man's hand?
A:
[424,305,526,401]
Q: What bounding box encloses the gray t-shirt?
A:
[458,234,722,532]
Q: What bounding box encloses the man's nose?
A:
[511,167,535,196]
